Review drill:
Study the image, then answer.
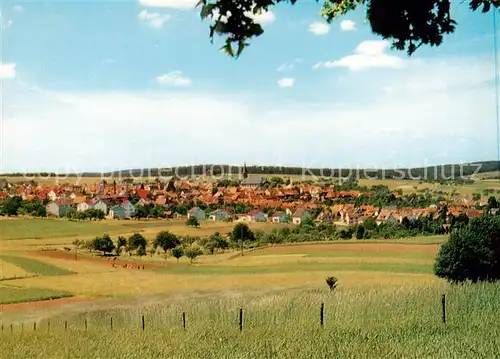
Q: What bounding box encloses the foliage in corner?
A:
[434,214,500,283]
[196,0,498,57]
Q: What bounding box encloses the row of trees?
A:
[74,212,500,284]
[0,196,47,217]
[67,208,105,221]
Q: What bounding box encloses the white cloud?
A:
[246,9,275,24]
[156,71,192,87]
[314,40,406,71]
[308,22,329,35]
[277,78,295,88]
[0,12,12,29]
[138,0,198,10]
[0,63,16,79]
[13,5,24,11]
[277,58,302,72]
[340,20,356,32]
[2,55,496,173]
[138,9,171,29]
[2,19,12,29]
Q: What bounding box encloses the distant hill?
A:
[2,160,499,181]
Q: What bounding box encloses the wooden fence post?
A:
[10,324,12,333]
[239,308,243,331]
[182,312,186,330]
[110,317,113,330]
[85,318,88,331]
[47,320,50,332]
[33,322,36,331]
[441,294,446,325]
[142,315,145,331]
[320,302,324,327]
[64,320,67,331]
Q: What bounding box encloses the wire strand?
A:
[494,10,500,174]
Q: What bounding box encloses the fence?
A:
[0,294,448,334]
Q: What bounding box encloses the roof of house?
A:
[241,177,265,185]
[271,211,286,217]
[292,208,309,218]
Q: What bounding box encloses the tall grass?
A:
[1,283,499,358]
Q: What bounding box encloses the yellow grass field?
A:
[0,218,291,250]
[0,259,27,279]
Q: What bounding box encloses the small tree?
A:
[137,245,146,257]
[128,233,147,252]
[186,216,200,227]
[153,231,180,259]
[326,276,338,292]
[91,234,115,256]
[355,226,365,240]
[172,246,184,263]
[185,246,203,264]
[116,236,127,256]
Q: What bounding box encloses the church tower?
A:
[242,163,248,179]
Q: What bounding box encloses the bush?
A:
[325,276,338,291]
[434,215,500,283]
[172,246,184,262]
[185,246,203,264]
[186,217,200,227]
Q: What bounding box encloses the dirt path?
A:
[1,296,96,312]
[27,250,167,270]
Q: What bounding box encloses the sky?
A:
[0,0,499,173]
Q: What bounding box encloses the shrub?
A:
[434,215,500,283]
[185,246,203,264]
[186,217,200,227]
[172,246,184,262]
[325,276,338,291]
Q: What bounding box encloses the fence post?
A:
[85,318,88,331]
[65,320,67,331]
[47,320,50,332]
[239,308,243,331]
[33,322,36,331]
[10,325,12,333]
[182,312,186,330]
[142,315,145,331]
[320,302,324,327]
[110,317,113,330]
[441,294,446,325]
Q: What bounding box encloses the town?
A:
[0,169,495,236]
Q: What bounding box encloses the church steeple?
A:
[242,163,248,179]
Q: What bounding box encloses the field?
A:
[1,218,499,358]
[0,218,291,250]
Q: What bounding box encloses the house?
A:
[48,190,59,201]
[271,211,287,223]
[209,209,232,221]
[241,176,266,189]
[93,200,109,214]
[77,199,96,212]
[187,207,206,221]
[316,211,334,223]
[108,200,136,219]
[46,200,72,217]
[246,208,268,222]
[292,208,312,225]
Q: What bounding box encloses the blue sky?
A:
[1,0,499,173]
